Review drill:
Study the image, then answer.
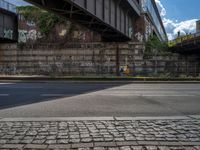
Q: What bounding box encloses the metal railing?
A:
[0,0,16,13]
[168,32,200,47]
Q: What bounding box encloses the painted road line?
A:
[95,93,196,97]
[141,94,196,97]
[41,94,67,97]
[0,83,14,85]
[0,94,9,96]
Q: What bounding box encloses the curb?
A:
[1,80,200,84]
[1,141,200,149]
[0,76,200,83]
[0,115,199,122]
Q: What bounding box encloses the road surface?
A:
[0,82,200,117]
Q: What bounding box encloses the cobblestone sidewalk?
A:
[0,117,200,149]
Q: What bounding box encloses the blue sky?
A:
[6,0,28,6]
[156,0,199,39]
[160,0,200,22]
[6,0,200,40]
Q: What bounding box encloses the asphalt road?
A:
[0,82,200,117]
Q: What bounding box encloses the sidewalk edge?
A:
[0,116,199,122]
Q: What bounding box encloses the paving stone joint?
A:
[0,118,200,149]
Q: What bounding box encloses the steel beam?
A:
[25,0,141,42]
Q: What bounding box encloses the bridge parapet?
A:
[0,0,16,13]
[0,1,18,42]
[169,33,200,54]
[168,33,200,47]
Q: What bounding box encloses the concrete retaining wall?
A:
[0,43,199,76]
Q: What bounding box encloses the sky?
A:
[6,0,28,6]
[156,0,200,40]
[5,0,200,40]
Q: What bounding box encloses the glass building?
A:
[141,0,167,41]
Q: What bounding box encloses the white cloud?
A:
[163,18,198,40]
[155,0,166,17]
[155,0,198,40]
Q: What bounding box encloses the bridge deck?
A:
[25,0,141,42]
[169,33,200,54]
[0,0,18,43]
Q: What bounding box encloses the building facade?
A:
[137,0,167,42]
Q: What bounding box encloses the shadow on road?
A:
[0,82,130,109]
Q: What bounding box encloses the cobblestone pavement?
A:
[0,118,200,149]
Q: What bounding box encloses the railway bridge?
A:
[0,0,18,43]
[25,0,142,42]
[169,33,200,54]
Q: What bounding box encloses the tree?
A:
[144,35,168,74]
[145,35,168,56]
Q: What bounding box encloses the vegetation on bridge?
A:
[17,6,72,36]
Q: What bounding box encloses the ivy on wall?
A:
[17,6,68,36]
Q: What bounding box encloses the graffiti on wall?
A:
[73,31,86,40]
[27,30,37,40]
[18,29,42,43]
[0,63,17,75]
[59,29,67,37]
[18,30,27,43]
[4,29,13,40]
[135,32,143,42]
[26,20,36,27]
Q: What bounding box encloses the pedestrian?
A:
[120,67,124,76]
[125,65,130,76]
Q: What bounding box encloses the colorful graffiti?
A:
[59,29,67,37]
[73,31,86,40]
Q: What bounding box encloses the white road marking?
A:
[141,94,195,97]
[95,93,196,97]
[0,94,9,96]
[41,94,66,97]
[0,83,13,85]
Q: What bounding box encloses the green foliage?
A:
[38,12,60,35]
[17,6,67,36]
[145,35,169,56]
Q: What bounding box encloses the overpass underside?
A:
[0,8,18,43]
[25,0,140,42]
